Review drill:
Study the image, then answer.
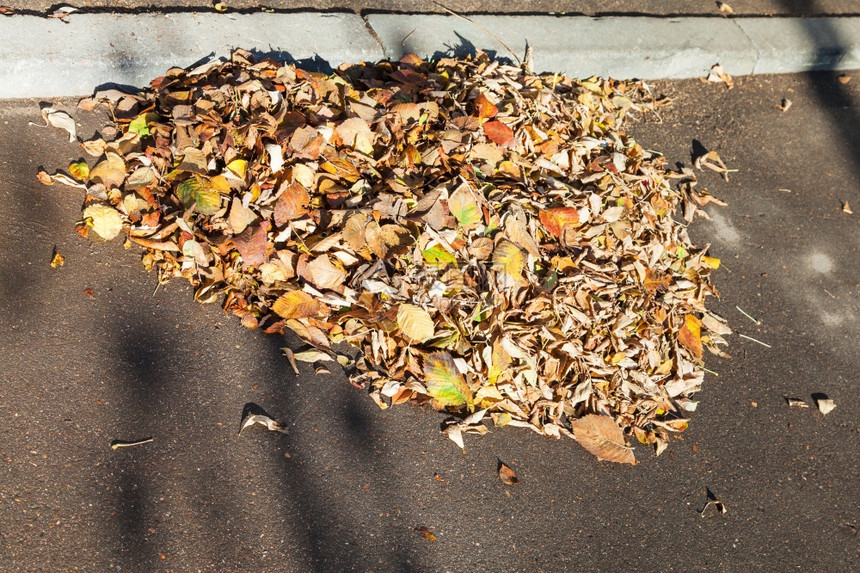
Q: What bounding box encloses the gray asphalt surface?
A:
[3,0,859,15]
[1,38,859,573]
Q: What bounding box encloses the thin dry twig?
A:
[432,1,522,65]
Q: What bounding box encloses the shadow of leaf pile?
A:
[47,48,732,463]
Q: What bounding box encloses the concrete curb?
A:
[0,13,382,99]
[1,13,858,98]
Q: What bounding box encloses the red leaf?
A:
[482,120,514,148]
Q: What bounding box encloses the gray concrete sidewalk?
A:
[1,12,859,98]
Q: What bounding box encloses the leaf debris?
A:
[498,461,520,485]
[61,50,730,463]
[812,393,836,415]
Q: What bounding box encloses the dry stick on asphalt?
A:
[739,333,771,348]
[736,306,761,325]
[432,1,522,65]
[110,437,154,450]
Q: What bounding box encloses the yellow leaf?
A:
[396,304,435,343]
[272,290,324,319]
[69,161,89,181]
[83,203,124,240]
[702,255,721,269]
[423,351,473,410]
[678,314,703,360]
[226,159,247,178]
[491,240,524,279]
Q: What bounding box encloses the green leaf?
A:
[68,160,89,181]
[129,112,159,136]
[448,185,481,228]
[176,176,221,215]
[422,245,457,268]
[423,351,474,411]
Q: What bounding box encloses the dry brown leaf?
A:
[571,414,636,464]
[306,255,346,290]
[232,221,270,269]
[498,461,520,485]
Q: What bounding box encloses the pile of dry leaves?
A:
[46,50,731,463]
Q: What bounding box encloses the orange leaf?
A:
[644,269,672,294]
[678,314,703,360]
[272,290,324,319]
[572,415,636,464]
[474,92,498,121]
[482,120,514,148]
[539,207,580,240]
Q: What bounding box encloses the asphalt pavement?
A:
[0,7,859,573]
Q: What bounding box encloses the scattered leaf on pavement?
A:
[50,248,65,268]
[704,64,734,89]
[785,397,809,408]
[238,413,289,435]
[812,393,836,415]
[30,107,77,141]
[498,461,520,485]
[414,526,437,542]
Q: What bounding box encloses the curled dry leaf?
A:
[238,413,289,435]
[50,249,65,268]
[785,397,809,408]
[414,526,437,543]
[812,393,836,415]
[498,461,520,485]
[704,64,734,89]
[572,414,636,464]
[31,107,76,142]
